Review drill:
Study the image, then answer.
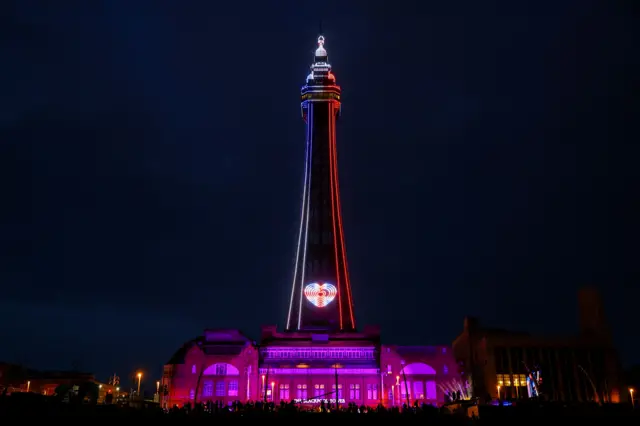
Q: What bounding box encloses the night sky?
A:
[1,1,638,390]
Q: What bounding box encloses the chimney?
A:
[464,316,479,334]
[577,287,610,340]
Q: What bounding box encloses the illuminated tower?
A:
[286,36,356,332]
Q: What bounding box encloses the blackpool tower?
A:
[286,36,356,333]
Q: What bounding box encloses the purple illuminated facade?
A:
[162,36,457,409]
[162,329,456,408]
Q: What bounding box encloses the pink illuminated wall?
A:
[379,345,457,406]
[162,331,258,408]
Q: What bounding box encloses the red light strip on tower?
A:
[332,122,356,330]
[330,104,356,330]
[327,102,344,330]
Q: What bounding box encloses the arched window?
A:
[402,362,436,375]
[202,362,240,376]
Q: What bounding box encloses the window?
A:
[215,364,227,376]
[215,381,225,396]
[191,364,196,374]
[387,364,392,374]
[400,382,409,398]
[349,383,360,400]
[496,374,504,386]
[443,365,449,374]
[203,380,213,397]
[511,374,526,387]
[228,380,238,397]
[279,384,290,400]
[413,381,424,399]
[296,384,308,400]
[332,384,343,399]
[189,389,195,400]
[314,384,325,397]
[367,384,378,400]
[426,381,436,400]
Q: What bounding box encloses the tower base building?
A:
[162,327,455,409]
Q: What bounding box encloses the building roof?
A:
[166,330,254,365]
[166,338,201,365]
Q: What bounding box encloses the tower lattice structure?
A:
[286,36,356,332]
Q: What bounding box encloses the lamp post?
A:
[26,381,31,392]
[391,385,395,407]
[630,388,635,408]
[136,372,142,396]
[497,385,501,400]
[271,382,275,401]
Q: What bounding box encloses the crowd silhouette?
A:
[1,391,637,422]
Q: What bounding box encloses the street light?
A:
[26,381,30,392]
[156,381,160,394]
[630,388,635,408]
[497,385,501,400]
[391,385,395,406]
[137,372,142,395]
[271,382,275,401]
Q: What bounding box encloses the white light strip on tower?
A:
[286,113,312,330]
[297,104,314,330]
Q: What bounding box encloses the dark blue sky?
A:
[1,0,637,388]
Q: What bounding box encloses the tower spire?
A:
[286,36,355,333]
[315,35,327,61]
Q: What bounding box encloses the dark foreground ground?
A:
[1,394,638,423]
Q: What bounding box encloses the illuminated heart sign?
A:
[304,282,337,308]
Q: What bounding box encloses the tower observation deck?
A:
[286,36,356,333]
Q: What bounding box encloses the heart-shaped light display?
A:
[304,282,337,308]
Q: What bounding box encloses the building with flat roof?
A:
[452,287,623,403]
